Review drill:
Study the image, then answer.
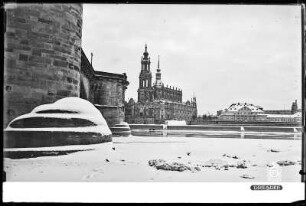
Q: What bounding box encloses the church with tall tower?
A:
[125,45,197,124]
[138,44,154,102]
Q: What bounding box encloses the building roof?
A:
[226,102,263,113]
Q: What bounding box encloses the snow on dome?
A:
[10,97,111,132]
[33,97,96,114]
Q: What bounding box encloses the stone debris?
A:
[149,157,251,172]
[148,159,165,167]
[148,159,199,172]
[203,158,248,170]
[276,160,296,166]
[236,160,248,169]
[240,174,255,179]
[203,159,234,170]
[156,162,190,172]
[222,153,239,159]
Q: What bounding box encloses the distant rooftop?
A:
[226,102,263,113]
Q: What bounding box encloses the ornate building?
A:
[218,101,301,123]
[125,45,197,124]
[218,103,267,122]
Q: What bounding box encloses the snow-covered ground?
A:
[4,135,301,182]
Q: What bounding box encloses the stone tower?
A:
[154,55,163,100]
[155,55,163,87]
[4,4,83,126]
[291,99,298,114]
[138,44,153,102]
[192,96,198,118]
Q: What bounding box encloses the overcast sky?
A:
[82,4,302,115]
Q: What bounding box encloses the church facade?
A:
[125,45,197,124]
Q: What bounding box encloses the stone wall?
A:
[80,49,95,102]
[93,72,129,127]
[4,4,83,126]
[95,106,124,127]
[80,51,129,127]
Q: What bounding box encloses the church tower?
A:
[155,55,163,87]
[138,44,154,103]
[291,99,298,114]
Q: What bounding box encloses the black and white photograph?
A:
[2,2,305,202]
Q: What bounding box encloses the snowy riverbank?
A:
[4,135,301,182]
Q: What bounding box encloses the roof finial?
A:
[158,55,160,69]
[145,44,147,52]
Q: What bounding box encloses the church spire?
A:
[155,55,162,86]
[138,44,153,102]
[157,55,160,72]
[143,44,149,59]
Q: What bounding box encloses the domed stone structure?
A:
[110,122,131,137]
[4,97,112,148]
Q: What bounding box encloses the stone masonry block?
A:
[53,60,68,67]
